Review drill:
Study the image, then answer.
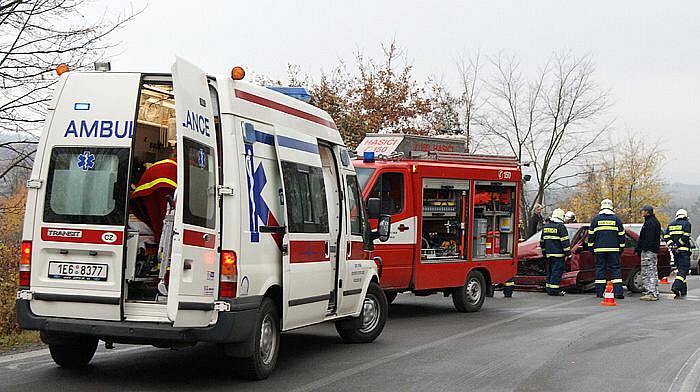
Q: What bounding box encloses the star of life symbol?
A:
[77,151,95,171]
[197,148,206,168]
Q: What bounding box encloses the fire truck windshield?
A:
[355,167,375,190]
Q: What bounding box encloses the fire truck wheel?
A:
[336,282,388,343]
[452,270,486,312]
[48,336,98,368]
[384,291,398,304]
[236,298,280,380]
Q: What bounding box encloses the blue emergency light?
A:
[363,151,375,163]
[267,87,311,103]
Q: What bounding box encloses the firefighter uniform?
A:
[539,209,571,296]
[665,211,692,297]
[503,279,515,298]
[587,200,625,298]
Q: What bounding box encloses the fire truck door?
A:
[167,57,220,328]
[274,127,333,330]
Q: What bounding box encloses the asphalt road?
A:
[3,278,700,392]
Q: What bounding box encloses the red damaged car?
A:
[513,223,672,293]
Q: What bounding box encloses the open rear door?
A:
[167,57,220,327]
[274,127,333,330]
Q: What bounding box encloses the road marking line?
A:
[290,297,587,392]
[0,349,50,365]
[668,344,700,392]
[0,344,147,366]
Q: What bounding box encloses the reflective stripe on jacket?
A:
[587,212,625,253]
[540,221,571,258]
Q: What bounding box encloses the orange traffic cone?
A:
[600,281,617,306]
[659,276,670,284]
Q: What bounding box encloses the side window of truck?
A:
[281,161,329,233]
[368,172,404,215]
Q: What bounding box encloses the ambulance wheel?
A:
[627,267,643,293]
[48,336,98,368]
[453,270,486,312]
[384,291,398,304]
[236,298,280,380]
[336,282,387,343]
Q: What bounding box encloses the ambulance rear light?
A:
[55,63,69,76]
[219,250,238,298]
[18,241,32,289]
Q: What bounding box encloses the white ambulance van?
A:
[16,58,391,380]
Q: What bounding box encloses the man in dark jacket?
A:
[527,204,544,239]
[635,205,661,301]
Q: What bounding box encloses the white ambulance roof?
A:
[224,79,344,146]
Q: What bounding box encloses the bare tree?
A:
[481,52,610,230]
[0,0,137,183]
[455,50,487,152]
[525,52,610,211]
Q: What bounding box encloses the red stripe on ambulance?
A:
[41,227,123,245]
[182,229,216,249]
[234,89,338,130]
[289,240,330,263]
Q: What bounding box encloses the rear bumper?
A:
[16,296,261,345]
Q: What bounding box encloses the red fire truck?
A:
[354,134,522,311]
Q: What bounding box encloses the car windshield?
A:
[355,167,375,190]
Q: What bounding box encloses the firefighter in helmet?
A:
[664,209,693,298]
[540,208,571,296]
[587,199,626,299]
[564,211,577,224]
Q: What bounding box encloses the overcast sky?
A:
[101,0,700,183]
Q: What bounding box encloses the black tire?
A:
[235,298,280,380]
[336,282,387,343]
[627,267,643,293]
[452,270,486,312]
[48,337,98,368]
[384,291,398,305]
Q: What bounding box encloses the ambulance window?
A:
[347,175,365,236]
[183,138,216,228]
[368,172,404,215]
[281,161,329,233]
[43,147,129,225]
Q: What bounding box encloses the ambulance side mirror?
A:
[367,197,381,219]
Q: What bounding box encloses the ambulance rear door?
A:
[274,127,334,330]
[167,57,220,327]
[29,72,140,322]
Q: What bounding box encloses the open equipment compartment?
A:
[472,181,516,259]
[420,178,469,261]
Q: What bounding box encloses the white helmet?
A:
[551,208,566,222]
[676,209,688,219]
[565,211,576,221]
[600,199,614,210]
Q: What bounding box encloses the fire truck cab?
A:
[354,134,521,311]
[16,58,390,380]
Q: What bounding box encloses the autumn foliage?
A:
[564,133,669,224]
[0,187,26,335]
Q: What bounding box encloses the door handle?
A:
[202,233,209,241]
[324,241,330,258]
